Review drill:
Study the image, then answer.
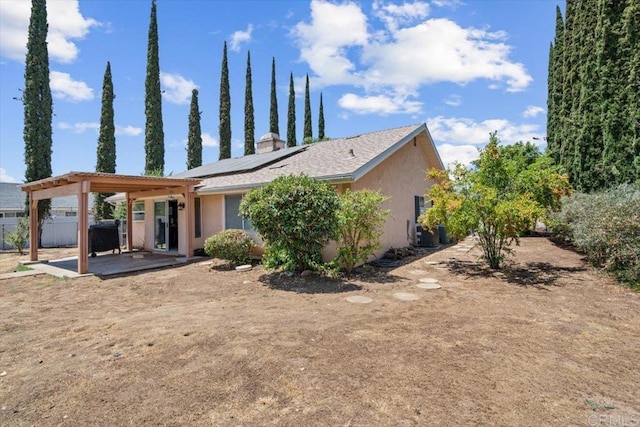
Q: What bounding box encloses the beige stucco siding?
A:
[350,132,438,257]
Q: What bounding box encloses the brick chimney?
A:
[256,132,285,154]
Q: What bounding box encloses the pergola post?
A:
[184,186,194,258]
[29,196,38,262]
[126,195,133,251]
[77,181,89,274]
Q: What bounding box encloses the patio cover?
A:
[21,172,201,274]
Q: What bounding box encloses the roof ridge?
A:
[319,123,422,143]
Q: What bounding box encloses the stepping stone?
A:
[418,277,439,284]
[435,266,449,270]
[346,295,374,304]
[417,283,441,290]
[393,292,419,301]
[235,265,252,272]
[408,269,427,275]
[424,261,440,265]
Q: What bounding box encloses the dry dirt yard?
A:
[0,238,638,426]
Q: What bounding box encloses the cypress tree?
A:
[318,92,325,141]
[94,61,116,219]
[546,6,564,162]
[23,0,53,246]
[287,72,296,147]
[303,74,312,143]
[600,0,637,185]
[219,41,231,160]
[572,0,602,191]
[244,51,255,155]
[144,0,164,176]
[623,0,640,182]
[187,89,202,169]
[269,57,279,135]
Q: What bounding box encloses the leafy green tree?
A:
[303,74,312,143]
[239,175,339,272]
[244,51,255,155]
[269,57,279,135]
[420,133,571,269]
[187,88,202,169]
[318,92,325,141]
[144,0,164,175]
[219,41,231,160]
[23,0,53,246]
[94,61,116,219]
[336,189,389,274]
[287,72,296,147]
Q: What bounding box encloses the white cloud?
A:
[523,105,545,118]
[0,168,19,183]
[160,72,197,105]
[57,121,98,133]
[292,0,369,86]
[202,132,218,147]
[229,24,253,52]
[427,115,539,146]
[444,94,461,106]
[373,1,430,32]
[436,143,479,168]
[432,0,463,8]
[58,122,141,136]
[116,125,142,137]
[0,0,99,63]
[50,71,94,102]
[293,1,531,116]
[338,92,422,115]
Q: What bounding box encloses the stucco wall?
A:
[193,194,224,250]
[350,131,438,258]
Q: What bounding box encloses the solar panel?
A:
[174,145,308,179]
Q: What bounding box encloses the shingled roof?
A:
[196,123,441,194]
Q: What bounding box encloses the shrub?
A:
[550,184,640,287]
[6,217,29,255]
[204,229,254,266]
[336,189,390,274]
[240,174,339,272]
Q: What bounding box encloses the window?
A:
[65,211,77,217]
[0,213,4,218]
[224,194,254,232]
[15,212,25,218]
[133,202,145,221]
[194,197,202,238]
[4,212,15,218]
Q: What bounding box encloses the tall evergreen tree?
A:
[572,0,602,191]
[546,6,564,162]
[600,0,636,185]
[547,0,639,190]
[244,51,255,155]
[318,92,325,141]
[269,57,279,135]
[303,74,312,143]
[187,89,202,169]
[23,0,53,246]
[94,61,116,219]
[144,0,164,176]
[287,72,297,147]
[219,41,231,160]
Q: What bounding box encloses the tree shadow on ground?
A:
[445,259,586,289]
[257,267,404,294]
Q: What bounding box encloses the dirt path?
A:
[0,237,638,426]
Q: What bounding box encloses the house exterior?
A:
[118,123,444,261]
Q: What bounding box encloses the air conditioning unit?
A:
[415,225,439,247]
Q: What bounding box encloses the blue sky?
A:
[0,0,557,183]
